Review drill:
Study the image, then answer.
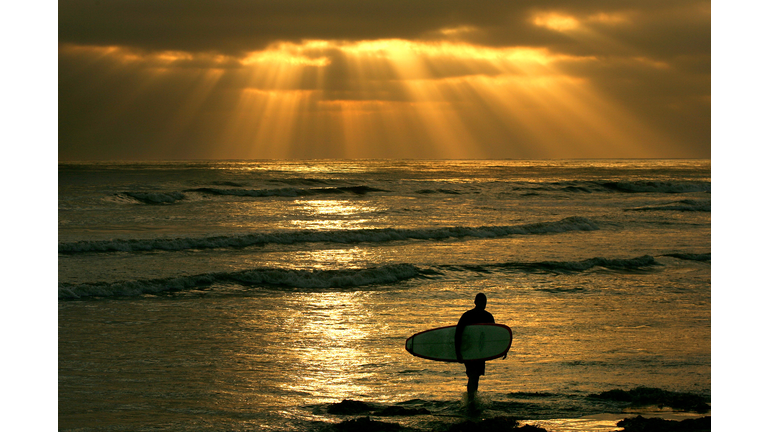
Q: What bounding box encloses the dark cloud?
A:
[60,0,489,54]
[60,1,709,57]
[58,0,710,159]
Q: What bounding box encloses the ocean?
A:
[58,159,711,431]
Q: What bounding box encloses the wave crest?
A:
[185,185,386,198]
[58,263,423,299]
[446,255,661,274]
[626,200,711,212]
[600,181,710,194]
[121,191,186,204]
[58,216,600,254]
[662,253,711,262]
[58,253,707,299]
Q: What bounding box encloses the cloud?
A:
[60,1,709,57]
[58,0,710,159]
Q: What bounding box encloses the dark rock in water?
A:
[592,389,634,402]
[447,416,546,432]
[327,399,375,415]
[588,387,710,413]
[507,391,557,398]
[327,400,430,417]
[331,416,406,432]
[374,406,430,416]
[616,415,711,432]
[517,426,548,432]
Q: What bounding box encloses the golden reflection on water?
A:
[279,292,376,402]
[292,247,372,271]
[291,199,378,230]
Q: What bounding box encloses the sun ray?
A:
[61,22,686,159]
[160,68,225,148]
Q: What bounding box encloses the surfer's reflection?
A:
[455,293,503,403]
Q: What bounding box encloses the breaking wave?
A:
[508,180,710,194]
[58,263,425,299]
[443,255,661,274]
[185,185,386,197]
[662,252,711,262]
[625,199,711,212]
[415,188,462,195]
[58,216,600,254]
[598,181,710,194]
[120,191,186,205]
[114,179,710,206]
[58,254,677,299]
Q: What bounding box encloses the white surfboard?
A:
[405,323,512,362]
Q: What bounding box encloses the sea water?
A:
[58,160,711,431]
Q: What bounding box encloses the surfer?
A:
[455,293,499,403]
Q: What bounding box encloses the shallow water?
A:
[58,160,710,431]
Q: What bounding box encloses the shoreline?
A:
[529,412,711,432]
[318,412,712,432]
[316,393,712,432]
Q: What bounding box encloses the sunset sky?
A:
[58,0,712,160]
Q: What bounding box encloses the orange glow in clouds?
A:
[60,24,674,158]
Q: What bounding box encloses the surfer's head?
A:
[474,293,487,310]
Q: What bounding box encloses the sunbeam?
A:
[59,1,709,160]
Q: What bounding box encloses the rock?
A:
[332,416,405,432]
[374,406,430,416]
[447,416,544,432]
[589,387,710,413]
[616,415,711,432]
[327,400,375,415]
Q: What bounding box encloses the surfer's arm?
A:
[454,322,465,363]
[454,330,463,362]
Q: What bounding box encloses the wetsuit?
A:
[455,307,495,376]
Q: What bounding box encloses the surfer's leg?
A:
[464,360,484,402]
[467,375,479,401]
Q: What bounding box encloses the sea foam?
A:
[58,216,600,254]
[185,185,387,197]
[121,191,186,204]
[626,199,711,212]
[58,263,424,299]
[444,255,661,274]
[58,254,675,299]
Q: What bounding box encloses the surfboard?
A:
[405,323,512,362]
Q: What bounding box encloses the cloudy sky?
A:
[58,0,711,160]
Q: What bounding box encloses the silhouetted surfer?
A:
[455,293,497,403]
